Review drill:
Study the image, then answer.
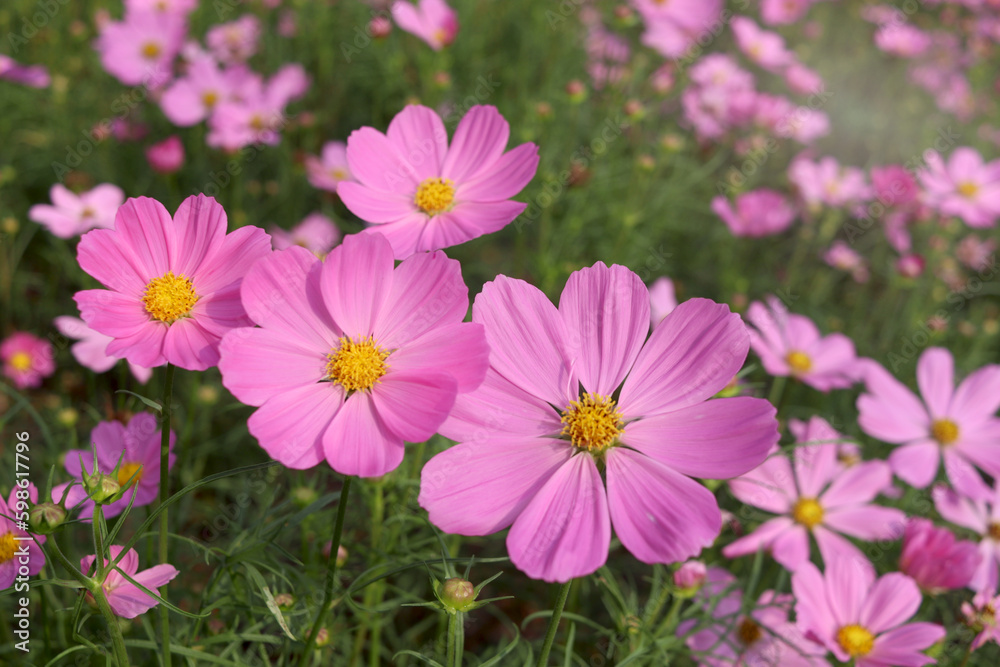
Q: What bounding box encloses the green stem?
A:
[448,612,465,667]
[767,374,787,414]
[655,595,684,638]
[298,476,353,667]
[536,579,573,667]
[158,363,175,667]
[93,505,106,580]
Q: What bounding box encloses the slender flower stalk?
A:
[158,363,175,667]
[537,579,573,667]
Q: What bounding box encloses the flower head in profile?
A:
[391,0,458,50]
[145,135,185,174]
[419,263,778,582]
[305,141,355,193]
[899,518,981,594]
[218,233,490,477]
[54,316,152,384]
[1,332,55,390]
[711,189,796,237]
[269,213,341,257]
[74,194,272,371]
[792,560,945,666]
[80,545,178,618]
[963,590,1000,650]
[338,105,539,259]
[52,413,175,521]
[919,147,1000,228]
[28,184,125,239]
[1,484,46,590]
[0,54,50,88]
[857,348,1000,499]
[933,482,1000,592]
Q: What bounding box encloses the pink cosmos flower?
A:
[789,155,871,208]
[761,0,812,25]
[919,148,1000,228]
[746,296,862,391]
[338,105,539,259]
[823,241,869,283]
[875,23,932,57]
[870,164,920,208]
[962,590,1000,650]
[391,0,458,50]
[28,184,125,239]
[784,63,824,95]
[95,10,186,89]
[74,194,272,371]
[933,483,1000,592]
[711,190,796,237]
[895,253,925,278]
[419,263,778,582]
[125,0,197,15]
[218,233,490,477]
[0,55,50,88]
[724,417,904,574]
[159,53,232,126]
[731,16,796,71]
[0,484,46,590]
[269,213,340,256]
[146,135,185,174]
[673,560,707,591]
[206,15,261,64]
[680,568,829,667]
[80,545,178,618]
[899,518,981,593]
[52,413,175,521]
[649,277,677,328]
[636,0,723,59]
[793,560,945,666]
[956,234,996,271]
[206,64,308,151]
[857,348,1000,499]
[305,141,355,193]
[1,332,55,390]
[54,316,152,384]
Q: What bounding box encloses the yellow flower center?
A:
[117,462,144,489]
[792,497,824,529]
[81,206,96,219]
[330,168,348,181]
[143,272,198,324]
[141,42,161,60]
[738,618,763,646]
[10,352,32,372]
[414,177,456,216]
[958,181,979,198]
[785,350,812,374]
[931,418,959,446]
[250,114,266,131]
[989,522,1000,541]
[837,624,875,657]
[326,336,389,393]
[560,393,624,453]
[0,532,16,563]
[202,91,219,108]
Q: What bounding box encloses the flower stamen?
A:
[143,272,198,324]
[415,177,456,216]
[560,394,623,453]
[326,336,389,393]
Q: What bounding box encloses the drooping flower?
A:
[649,277,677,328]
[919,147,1000,228]
[54,316,152,384]
[857,348,1000,499]
[74,194,271,371]
[269,213,341,257]
[792,560,945,666]
[899,518,981,594]
[746,296,863,391]
[305,141,355,193]
[391,0,458,51]
[962,590,1000,650]
[419,263,777,582]
[338,105,539,259]
[711,190,796,237]
[145,135,185,174]
[28,184,125,239]
[80,545,178,618]
[933,483,1000,592]
[724,417,904,574]
[1,332,55,390]
[52,413,175,521]
[0,484,46,590]
[218,233,490,477]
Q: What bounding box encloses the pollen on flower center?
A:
[560,393,624,453]
[785,350,812,374]
[81,206,96,219]
[141,42,161,59]
[0,532,16,563]
[202,91,219,108]
[118,462,144,489]
[931,418,959,446]
[326,336,389,392]
[958,181,979,198]
[837,624,875,657]
[414,177,456,216]
[10,352,32,372]
[989,522,1000,541]
[792,497,824,528]
[738,618,763,646]
[143,272,198,324]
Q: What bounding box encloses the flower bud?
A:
[274,593,295,610]
[673,561,707,597]
[86,472,121,504]
[291,486,319,509]
[439,577,476,613]
[29,502,67,534]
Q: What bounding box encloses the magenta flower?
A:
[724,417,904,574]
[80,545,178,618]
[933,483,1000,592]
[54,316,152,384]
[391,0,458,50]
[145,135,185,174]
[1,332,55,390]
[746,296,862,391]
[731,17,795,71]
[28,184,125,239]
[74,195,271,371]
[0,55,50,88]
[52,413,175,521]
[792,560,945,666]
[338,105,539,259]
[1,484,46,590]
[95,10,186,89]
[648,276,677,329]
[305,141,355,193]
[871,164,920,208]
[711,189,796,237]
[857,348,1000,499]
[218,233,489,477]
[637,0,723,59]
[673,560,707,591]
[269,213,341,257]
[962,591,1000,650]
[419,263,777,582]
[899,518,981,594]
[206,15,261,64]
[919,147,1000,228]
